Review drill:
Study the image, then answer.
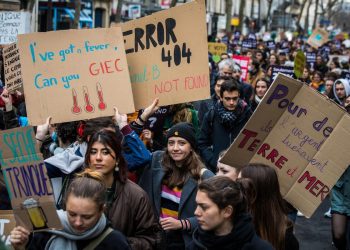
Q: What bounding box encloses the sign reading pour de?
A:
[220,74,350,218]
[0,127,62,231]
[17,28,134,125]
[116,0,209,109]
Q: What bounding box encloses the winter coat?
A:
[106,179,160,250]
[198,102,252,172]
[138,151,214,247]
[25,225,130,250]
[186,213,273,250]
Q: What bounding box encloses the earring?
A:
[115,161,119,172]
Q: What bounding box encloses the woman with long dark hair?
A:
[187,176,273,250]
[239,163,299,250]
[116,101,214,249]
[85,129,159,250]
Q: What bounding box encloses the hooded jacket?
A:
[186,213,273,250]
[333,78,350,105]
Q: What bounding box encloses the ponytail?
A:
[64,169,106,210]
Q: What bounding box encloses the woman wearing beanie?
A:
[115,100,214,250]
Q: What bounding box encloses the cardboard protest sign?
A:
[0,126,62,231]
[221,74,350,218]
[233,55,250,82]
[17,28,134,125]
[208,42,227,63]
[242,39,257,50]
[0,210,16,246]
[0,12,31,44]
[294,51,306,78]
[2,43,23,92]
[115,0,210,109]
[307,28,329,49]
[271,65,294,83]
[306,52,316,63]
[266,41,276,50]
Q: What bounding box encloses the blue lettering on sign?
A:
[4,163,52,199]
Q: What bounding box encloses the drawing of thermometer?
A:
[83,86,94,113]
[96,82,107,110]
[71,88,82,114]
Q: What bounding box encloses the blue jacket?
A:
[137,151,214,247]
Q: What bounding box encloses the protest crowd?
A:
[1,4,350,250]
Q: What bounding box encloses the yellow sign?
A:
[294,50,306,78]
[231,17,239,26]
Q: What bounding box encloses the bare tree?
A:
[226,0,232,32]
[312,0,319,29]
[72,0,81,29]
[304,0,313,32]
[115,0,124,23]
[170,0,177,7]
[266,0,274,31]
[238,0,246,32]
[296,0,308,29]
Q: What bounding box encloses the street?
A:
[295,197,335,250]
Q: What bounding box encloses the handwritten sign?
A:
[221,74,350,217]
[17,28,134,125]
[0,126,62,231]
[266,41,276,50]
[115,0,210,109]
[294,51,306,78]
[307,28,329,49]
[0,211,16,246]
[0,12,31,45]
[208,42,227,63]
[232,55,250,82]
[242,39,257,50]
[271,65,295,83]
[3,43,23,92]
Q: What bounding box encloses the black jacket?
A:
[26,225,130,250]
[198,101,252,172]
[186,213,273,250]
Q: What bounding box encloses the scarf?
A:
[254,95,262,105]
[191,213,256,250]
[44,209,107,250]
[215,99,249,130]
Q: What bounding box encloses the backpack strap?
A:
[83,227,114,250]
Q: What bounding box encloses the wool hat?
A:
[166,122,196,148]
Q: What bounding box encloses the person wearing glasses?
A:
[198,79,252,172]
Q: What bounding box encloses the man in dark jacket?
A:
[198,79,252,172]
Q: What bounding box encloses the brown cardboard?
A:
[17,27,135,125]
[220,74,350,218]
[115,0,210,109]
[0,210,16,246]
[307,28,329,49]
[2,43,23,93]
[0,126,62,231]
